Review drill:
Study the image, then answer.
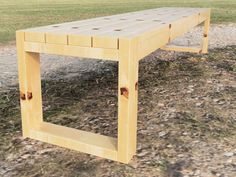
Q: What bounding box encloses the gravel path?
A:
[0,23,236,88]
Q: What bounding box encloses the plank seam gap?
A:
[117,38,119,50]
[91,37,93,47]
[43,33,46,43]
[23,32,26,42]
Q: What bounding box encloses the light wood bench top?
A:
[23,8,210,51]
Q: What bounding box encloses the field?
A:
[0,0,236,44]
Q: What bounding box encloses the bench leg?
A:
[117,38,139,163]
[16,31,43,138]
[17,32,141,163]
[201,15,211,54]
[161,12,211,54]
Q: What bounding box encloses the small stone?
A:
[207,80,213,84]
[187,89,194,93]
[200,57,207,61]
[158,131,167,137]
[227,159,233,163]
[193,140,200,144]
[137,151,149,157]
[188,85,194,88]
[213,98,219,102]
[224,152,234,157]
[182,132,188,136]
[177,154,184,158]
[38,148,54,155]
[169,108,176,112]
[194,170,200,175]
[157,103,165,107]
[195,102,202,107]
[21,154,31,159]
[218,101,225,105]
[129,161,138,169]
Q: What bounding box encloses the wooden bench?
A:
[16,7,210,164]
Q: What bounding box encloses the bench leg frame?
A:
[118,38,139,163]
[16,32,139,164]
[16,13,210,163]
[161,16,210,54]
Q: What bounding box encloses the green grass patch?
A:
[0,0,236,44]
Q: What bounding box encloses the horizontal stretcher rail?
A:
[30,122,118,161]
[24,42,119,61]
[161,45,202,53]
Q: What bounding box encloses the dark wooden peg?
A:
[135,82,138,91]
[120,87,129,99]
[27,92,33,100]
[20,92,26,100]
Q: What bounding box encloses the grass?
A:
[0,0,235,44]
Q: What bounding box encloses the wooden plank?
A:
[46,33,68,45]
[118,38,139,163]
[24,42,119,61]
[125,9,206,38]
[23,8,209,47]
[89,8,204,44]
[73,9,170,49]
[45,18,123,45]
[91,9,200,49]
[93,36,118,49]
[16,31,43,137]
[25,17,112,44]
[25,8,167,45]
[30,122,118,161]
[199,8,211,23]
[201,10,211,53]
[135,9,210,59]
[68,34,92,47]
[24,17,112,43]
[170,13,199,40]
[137,25,170,59]
[161,45,202,53]
[160,9,210,54]
[25,31,45,43]
[16,31,30,138]
[91,20,164,49]
[24,51,43,128]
